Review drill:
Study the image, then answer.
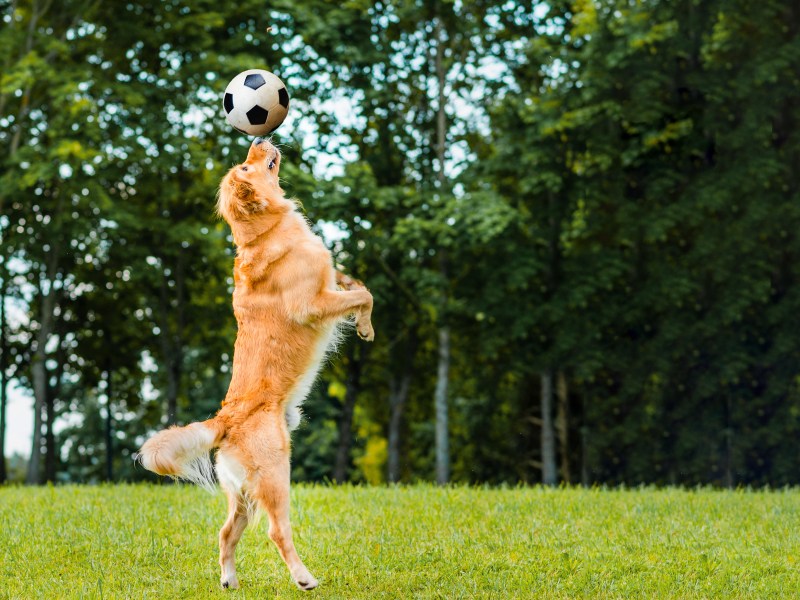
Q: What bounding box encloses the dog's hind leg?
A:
[219,488,249,590]
[251,446,318,591]
[217,451,250,590]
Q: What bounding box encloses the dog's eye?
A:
[241,166,248,172]
[268,160,275,170]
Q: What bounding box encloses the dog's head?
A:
[217,137,284,224]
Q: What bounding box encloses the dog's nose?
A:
[253,137,264,146]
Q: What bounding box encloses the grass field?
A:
[1,484,799,599]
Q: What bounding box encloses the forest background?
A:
[2,0,799,488]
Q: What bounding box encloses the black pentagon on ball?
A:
[278,87,289,108]
[246,105,269,125]
[244,73,266,90]
[223,92,234,114]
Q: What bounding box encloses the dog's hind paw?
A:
[291,566,319,591]
[294,576,319,591]
[221,576,240,590]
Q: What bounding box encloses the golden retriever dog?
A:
[137,137,374,591]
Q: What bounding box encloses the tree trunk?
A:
[580,391,590,486]
[10,0,62,485]
[387,368,412,483]
[434,326,450,485]
[556,371,570,483]
[43,337,65,483]
[724,395,733,489]
[165,361,180,426]
[333,345,361,483]
[27,280,58,485]
[580,425,590,487]
[43,390,56,483]
[433,15,451,486]
[540,370,557,486]
[27,385,44,484]
[105,367,114,482]
[158,252,185,426]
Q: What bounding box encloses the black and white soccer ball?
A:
[222,69,290,136]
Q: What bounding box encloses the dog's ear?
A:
[234,181,257,211]
[234,180,253,203]
[235,180,271,217]
[218,175,265,222]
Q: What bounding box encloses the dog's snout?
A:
[246,137,278,165]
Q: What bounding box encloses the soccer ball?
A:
[222,69,290,136]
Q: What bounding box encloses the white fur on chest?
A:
[284,323,341,431]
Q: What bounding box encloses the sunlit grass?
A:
[1,484,799,598]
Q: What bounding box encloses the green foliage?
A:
[2,0,800,487]
[470,0,800,485]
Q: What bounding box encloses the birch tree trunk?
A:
[433,15,451,486]
[434,327,450,484]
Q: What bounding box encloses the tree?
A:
[4,0,800,487]
[475,0,800,486]
[1,0,310,482]
[0,0,124,483]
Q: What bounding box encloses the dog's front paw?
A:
[337,272,366,291]
[357,320,374,342]
[221,575,240,590]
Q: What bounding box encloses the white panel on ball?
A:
[222,69,290,136]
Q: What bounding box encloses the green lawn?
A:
[1,484,799,598]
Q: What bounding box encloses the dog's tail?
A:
[136,418,225,492]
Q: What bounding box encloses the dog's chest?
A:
[285,323,339,414]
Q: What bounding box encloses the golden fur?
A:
[138,138,374,591]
